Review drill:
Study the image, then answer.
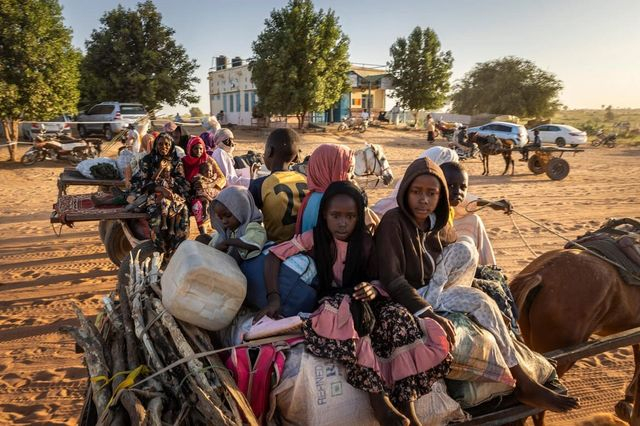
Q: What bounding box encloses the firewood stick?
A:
[146,396,163,426]
[118,258,141,370]
[128,262,165,374]
[108,332,129,426]
[180,322,257,426]
[62,304,112,421]
[144,300,187,399]
[173,402,190,426]
[150,297,236,425]
[108,324,147,426]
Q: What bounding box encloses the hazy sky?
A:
[59,0,640,114]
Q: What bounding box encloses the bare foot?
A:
[369,393,410,426]
[396,400,422,426]
[511,365,580,412]
[514,383,580,412]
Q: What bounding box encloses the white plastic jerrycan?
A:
[161,240,247,331]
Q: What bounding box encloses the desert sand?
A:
[0,127,638,425]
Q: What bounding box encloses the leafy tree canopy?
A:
[388,27,453,113]
[0,0,81,159]
[250,0,350,128]
[0,0,81,121]
[189,107,203,117]
[451,56,563,117]
[80,1,199,112]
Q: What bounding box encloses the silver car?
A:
[467,121,529,147]
[76,102,147,139]
[21,114,73,141]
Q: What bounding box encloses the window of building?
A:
[244,93,249,112]
[361,94,374,110]
[229,94,234,112]
[352,98,362,106]
[223,94,227,113]
[251,93,257,109]
[236,93,241,112]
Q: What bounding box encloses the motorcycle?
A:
[591,129,617,148]
[21,125,101,165]
[337,116,367,133]
[435,120,459,141]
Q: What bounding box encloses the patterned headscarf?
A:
[213,128,235,153]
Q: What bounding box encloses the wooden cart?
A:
[51,192,149,265]
[513,146,584,181]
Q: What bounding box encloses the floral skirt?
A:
[302,295,452,404]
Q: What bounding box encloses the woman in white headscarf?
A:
[211,128,251,188]
[371,146,459,217]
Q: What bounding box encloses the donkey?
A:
[470,133,515,176]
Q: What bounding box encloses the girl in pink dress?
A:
[255,181,451,426]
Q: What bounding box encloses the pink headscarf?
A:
[306,144,353,192]
[182,136,208,181]
[295,144,353,233]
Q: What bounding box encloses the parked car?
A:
[21,114,72,141]
[467,121,529,147]
[527,124,587,147]
[76,102,148,139]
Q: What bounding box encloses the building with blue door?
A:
[208,57,392,126]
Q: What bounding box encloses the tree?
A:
[80,1,199,113]
[189,107,203,118]
[388,27,453,120]
[250,0,350,129]
[0,0,81,160]
[451,56,563,117]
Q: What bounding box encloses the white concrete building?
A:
[207,56,257,126]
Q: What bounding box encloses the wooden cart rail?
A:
[50,193,147,225]
[456,327,640,425]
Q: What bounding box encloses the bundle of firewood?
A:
[63,253,258,426]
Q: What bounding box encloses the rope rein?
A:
[467,199,636,274]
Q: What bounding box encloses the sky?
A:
[59,0,640,115]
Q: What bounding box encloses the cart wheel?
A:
[98,220,113,243]
[104,221,133,266]
[545,157,570,180]
[117,240,158,286]
[527,155,544,174]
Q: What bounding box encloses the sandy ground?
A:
[0,127,638,425]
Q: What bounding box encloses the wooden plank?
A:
[457,405,542,425]
[50,211,147,224]
[546,327,640,364]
